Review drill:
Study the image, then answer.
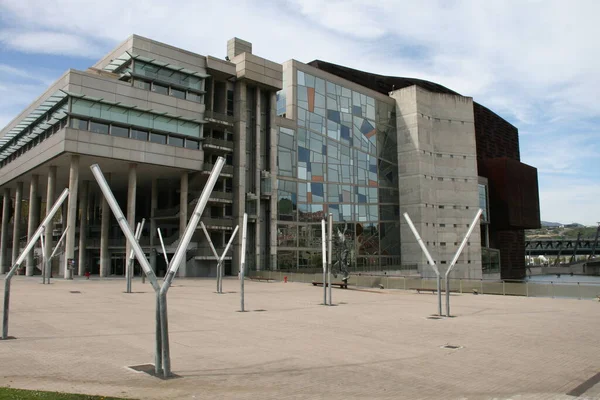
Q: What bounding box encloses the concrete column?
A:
[44,166,56,277]
[26,175,39,276]
[233,80,247,274]
[126,164,137,266]
[100,179,110,277]
[12,181,23,265]
[64,155,79,279]
[178,172,188,277]
[269,92,279,270]
[0,188,11,274]
[150,179,157,273]
[78,180,89,276]
[255,88,261,271]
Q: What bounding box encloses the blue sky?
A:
[0,0,598,225]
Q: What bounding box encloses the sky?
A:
[0,0,598,225]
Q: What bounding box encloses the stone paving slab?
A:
[0,276,599,399]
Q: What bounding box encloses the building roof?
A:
[308,60,461,97]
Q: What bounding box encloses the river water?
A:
[526,274,600,284]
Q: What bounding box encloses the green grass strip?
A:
[0,387,133,400]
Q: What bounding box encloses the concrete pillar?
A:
[126,164,137,266]
[255,88,261,271]
[178,172,188,277]
[269,92,279,270]
[12,181,23,265]
[26,175,39,276]
[0,188,11,274]
[233,80,247,274]
[150,179,157,273]
[44,166,56,277]
[100,183,110,277]
[64,155,79,279]
[78,180,89,276]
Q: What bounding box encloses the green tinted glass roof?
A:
[103,51,210,78]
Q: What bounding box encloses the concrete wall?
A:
[392,86,482,279]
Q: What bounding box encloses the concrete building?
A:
[0,35,539,281]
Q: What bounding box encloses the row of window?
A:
[70,118,201,150]
[0,118,68,168]
[133,79,204,103]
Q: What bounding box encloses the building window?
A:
[152,83,169,95]
[133,79,151,91]
[226,90,234,116]
[186,92,202,103]
[439,224,445,227]
[170,88,186,100]
[168,136,184,147]
[185,139,199,150]
[71,118,88,130]
[90,121,109,135]
[131,129,149,141]
[150,133,167,144]
[111,125,129,138]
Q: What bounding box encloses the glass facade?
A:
[276,69,400,271]
[71,98,202,137]
[478,184,489,222]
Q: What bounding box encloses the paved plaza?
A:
[0,276,598,399]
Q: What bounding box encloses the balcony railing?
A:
[199,217,234,230]
[202,137,234,151]
[204,110,234,126]
[202,163,234,175]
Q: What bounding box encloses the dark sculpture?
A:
[332,224,351,283]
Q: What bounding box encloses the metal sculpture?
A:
[332,224,351,284]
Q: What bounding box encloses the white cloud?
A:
[0,30,104,58]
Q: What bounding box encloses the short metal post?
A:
[437,275,442,316]
[155,294,162,376]
[40,228,46,285]
[321,219,326,305]
[578,282,581,300]
[327,213,333,306]
[240,213,248,312]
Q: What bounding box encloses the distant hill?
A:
[541,221,563,227]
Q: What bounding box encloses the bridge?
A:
[525,236,599,257]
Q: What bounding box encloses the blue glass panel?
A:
[352,105,363,117]
[322,145,327,155]
[340,125,350,140]
[360,119,374,135]
[311,183,324,197]
[327,110,341,124]
[298,146,310,162]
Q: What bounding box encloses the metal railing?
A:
[199,217,234,229]
[202,137,233,150]
[247,271,600,300]
[203,163,234,175]
[204,110,234,125]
